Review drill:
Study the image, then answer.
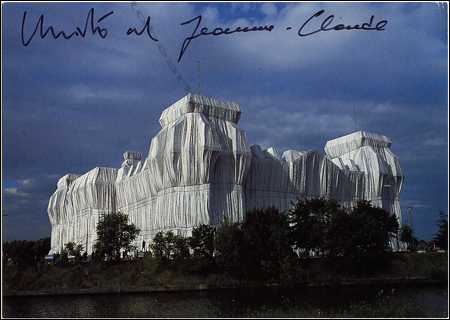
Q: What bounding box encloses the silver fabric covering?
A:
[48,94,404,254]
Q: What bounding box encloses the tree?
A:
[2,240,36,270]
[241,206,294,280]
[332,200,399,257]
[93,212,140,261]
[434,209,448,250]
[151,231,167,259]
[75,244,84,259]
[288,197,344,257]
[289,198,399,260]
[189,224,216,260]
[399,225,416,251]
[150,231,187,260]
[150,231,167,259]
[64,242,84,261]
[64,242,76,255]
[173,235,190,259]
[216,207,294,280]
[163,231,176,259]
[33,237,51,261]
[320,200,399,275]
[216,219,245,276]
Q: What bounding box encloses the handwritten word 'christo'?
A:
[21,8,388,62]
[21,8,158,46]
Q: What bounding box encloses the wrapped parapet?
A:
[48,95,404,254]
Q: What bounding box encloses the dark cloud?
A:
[2,2,448,242]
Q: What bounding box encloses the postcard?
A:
[2,0,448,284]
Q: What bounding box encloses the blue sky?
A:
[2,2,448,243]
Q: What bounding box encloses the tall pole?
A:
[353,102,357,132]
[78,150,81,174]
[407,207,413,230]
[198,60,201,95]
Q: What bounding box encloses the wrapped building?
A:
[48,94,405,254]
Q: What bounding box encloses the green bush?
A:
[2,264,20,291]
[279,257,309,286]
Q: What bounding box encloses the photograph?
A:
[2,1,448,318]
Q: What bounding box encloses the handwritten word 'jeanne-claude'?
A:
[298,10,387,36]
[178,15,275,62]
[21,8,158,47]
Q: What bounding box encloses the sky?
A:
[2,1,448,243]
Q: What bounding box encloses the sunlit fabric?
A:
[48,94,404,254]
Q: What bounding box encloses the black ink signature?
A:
[178,15,275,62]
[21,8,387,62]
[298,10,387,36]
[126,16,158,42]
[21,8,114,46]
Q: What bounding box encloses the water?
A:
[3,284,448,318]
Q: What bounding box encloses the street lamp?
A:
[407,207,413,230]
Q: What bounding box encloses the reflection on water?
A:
[3,284,448,318]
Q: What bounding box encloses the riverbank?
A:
[3,275,446,298]
[4,283,448,318]
[3,252,448,298]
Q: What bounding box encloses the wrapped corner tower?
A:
[48,94,404,254]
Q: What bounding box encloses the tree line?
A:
[3,198,448,280]
[90,198,400,279]
[2,237,50,270]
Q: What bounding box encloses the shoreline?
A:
[3,276,445,298]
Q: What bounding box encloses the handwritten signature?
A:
[21,8,113,46]
[177,15,275,62]
[21,8,388,62]
[298,9,387,36]
[21,8,158,46]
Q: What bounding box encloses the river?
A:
[2,284,448,318]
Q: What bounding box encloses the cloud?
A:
[243,104,355,153]
[3,188,31,198]
[400,200,429,210]
[261,3,278,17]
[422,138,447,147]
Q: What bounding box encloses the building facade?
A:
[47,94,405,254]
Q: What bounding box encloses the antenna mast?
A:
[353,102,358,132]
[198,60,201,95]
[78,150,81,174]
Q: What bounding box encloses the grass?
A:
[294,251,448,282]
[2,252,448,293]
[3,258,231,291]
[384,251,448,280]
[242,287,448,318]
